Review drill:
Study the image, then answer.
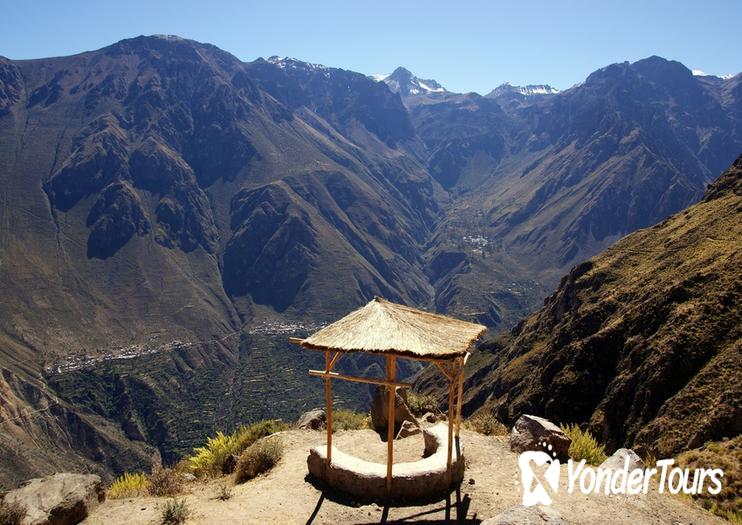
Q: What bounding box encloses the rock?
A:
[600,448,645,471]
[396,419,421,439]
[421,412,438,423]
[370,386,417,433]
[4,473,105,525]
[296,409,326,430]
[482,505,566,525]
[508,415,571,459]
[179,473,196,482]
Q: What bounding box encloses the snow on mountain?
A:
[373,67,447,96]
[488,82,560,98]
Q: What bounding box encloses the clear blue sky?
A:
[2,0,741,93]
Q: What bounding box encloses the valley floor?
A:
[83,429,723,524]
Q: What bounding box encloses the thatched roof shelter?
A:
[294,297,486,360]
[290,297,487,498]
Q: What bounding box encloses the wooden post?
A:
[325,351,333,465]
[447,369,455,477]
[456,357,464,438]
[386,355,396,494]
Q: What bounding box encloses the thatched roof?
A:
[292,297,486,360]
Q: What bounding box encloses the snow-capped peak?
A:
[372,66,447,96]
[488,82,560,98]
[693,69,734,80]
[266,56,328,71]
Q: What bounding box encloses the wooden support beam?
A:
[456,356,465,438]
[386,355,396,494]
[447,372,455,478]
[325,351,333,465]
[308,370,413,389]
[435,361,455,381]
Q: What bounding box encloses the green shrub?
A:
[149,467,182,497]
[561,424,607,465]
[159,498,190,525]
[406,391,439,416]
[108,472,150,499]
[187,419,288,478]
[332,410,370,432]
[234,437,283,484]
[465,412,508,436]
[0,498,27,525]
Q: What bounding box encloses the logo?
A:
[518,441,560,506]
[517,443,725,507]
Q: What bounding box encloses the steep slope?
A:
[0,35,443,485]
[458,155,742,458]
[410,57,742,326]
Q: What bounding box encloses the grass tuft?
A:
[464,412,508,436]
[216,484,232,501]
[159,498,190,525]
[187,419,287,478]
[108,472,150,499]
[234,437,283,484]
[561,424,608,465]
[406,391,439,416]
[332,410,370,432]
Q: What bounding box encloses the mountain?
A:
[487,82,559,97]
[376,66,448,97]
[0,37,740,485]
[0,35,443,484]
[410,56,742,325]
[452,155,741,460]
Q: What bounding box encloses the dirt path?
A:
[83,429,723,524]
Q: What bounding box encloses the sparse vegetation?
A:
[149,466,183,497]
[675,436,740,521]
[217,484,232,501]
[159,498,191,525]
[332,409,370,432]
[0,498,27,525]
[234,437,284,484]
[187,419,288,478]
[108,472,150,499]
[561,424,607,465]
[406,391,440,416]
[465,412,508,436]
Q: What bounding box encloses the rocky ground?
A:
[82,428,723,524]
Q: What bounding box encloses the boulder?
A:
[508,415,571,459]
[600,448,645,472]
[482,505,566,525]
[297,408,326,430]
[396,420,421,439]
[4,473,105,525]
[370,386,417,433]
[421,412,438,423]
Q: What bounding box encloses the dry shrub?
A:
[465,412,508,436]
[406,391,440,416]
[234,437,283,484]
[0,498,27,525]
[332,410,370,431]
[187,419,287,478]
[159,498,190,525]
[149,466,183,497]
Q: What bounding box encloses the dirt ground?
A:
[83,428,724,524]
